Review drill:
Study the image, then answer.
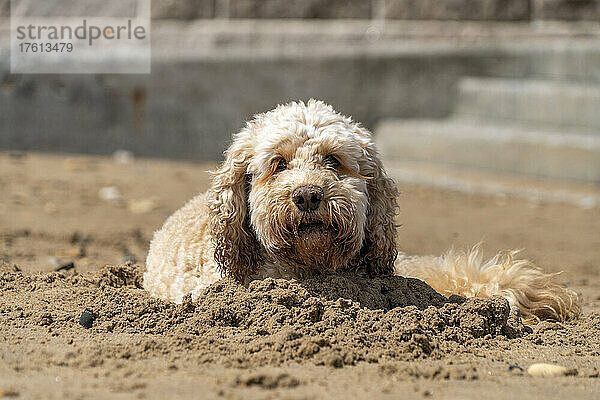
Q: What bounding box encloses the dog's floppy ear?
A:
[353,134,399,276]
[208,128,262,283]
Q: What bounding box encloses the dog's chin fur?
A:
[143,99,581,322]
[268,223,360,272]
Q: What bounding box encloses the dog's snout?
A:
[292,185,324,212]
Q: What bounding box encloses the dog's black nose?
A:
[292,185,324,212]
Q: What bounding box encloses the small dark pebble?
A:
[56,262,75,272]
[0,388,20,397]
[9,151,27,160]
[509,365,524,372]
[38,313,53,326]
[326,354,344,368]
[69,232,82,244]
[79,310,96,329]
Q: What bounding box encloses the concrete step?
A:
[375,119,600,182]
[523,41,600,82]
[455,77,600,131]
[383,160,600,209]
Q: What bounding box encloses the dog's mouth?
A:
[273,218,354,270]
[295,220,341,237]
[297,221,326,233]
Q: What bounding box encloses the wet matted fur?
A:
[144,100,580,322]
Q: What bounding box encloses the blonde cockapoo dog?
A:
[144,100,580,322]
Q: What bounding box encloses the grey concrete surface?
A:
[152,0,214,20]
[525,41,600,82]
[10,0,139,17]
[0,50,497,159]
[383,0,531,21]
[376,119,600,182]
[2,0,599,20]
[0,0,9,17]
[375,39,600,184]
[384,160,600,208]
[455,78,600,131]
[1,20,600,162]
[148,20,600,55]
[533,0,600,21]
[228,0,372,19]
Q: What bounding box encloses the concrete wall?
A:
[2,0,600,20]
[227,0,372,19]
[2,15,599,160]
[533,0,600,21]
[1,48,522,159]
[152,0,215,19]
[1,1,599,160]
[382,0,530,20]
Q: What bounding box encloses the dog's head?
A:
[208,100,398,283]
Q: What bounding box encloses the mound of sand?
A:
[0,263,529,369]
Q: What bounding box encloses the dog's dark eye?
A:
[323,155,341,170]
[273,158,287,174]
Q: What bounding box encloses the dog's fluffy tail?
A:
[396,244,581,322]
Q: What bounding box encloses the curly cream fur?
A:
[144,99,580,321]
[397,244,581,322]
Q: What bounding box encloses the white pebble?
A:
[98,186,122,203]
[527,363,568,377]
[128,198,157,214]
[113,150,135,164]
